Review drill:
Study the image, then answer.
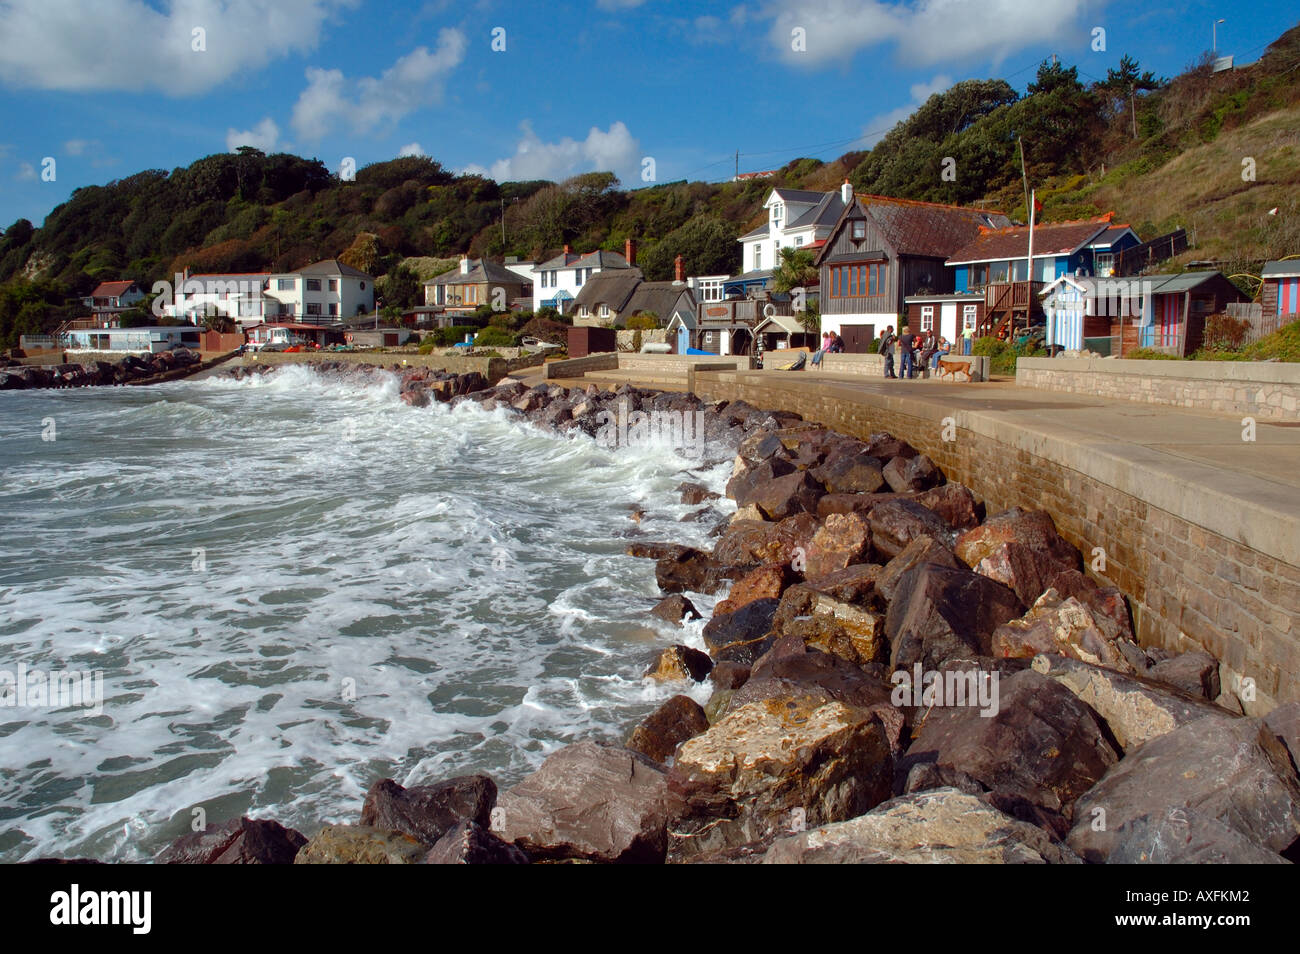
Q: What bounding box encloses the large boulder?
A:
[712,513,819,568]
[626,694,711,763]
[654,546,731,595]
[992,588,1139,674]
[727,639,905,753]
[1068,715,1300,863]
[911,482,980,531]
[868,498,953,559]
[772,584,886,667]
[955,508,1081,606]
[737,470,825,521]
[726,457,795,504]
[701,597,779,664]
[816,491,903,520]
[667,695,893,861]
[1265,702,1300,773]
[157,817,307,864]
[811,452,885,494]
[495,742,680,863]
[763,788,1081,864]
[1148,651,1221,700]
[1105,807,1291,864]
[423,820,531,864]
[649,594,701,625]
[294,825,427,864]
[801,563,882,605]
[882,453,941,493]
[713,563,796,616]
[802,511,871,578]
[875,534,961,602]
[1030,654,1235,752]
[359,775,496,847]
[899,669,1120,831]
[886,563,1025,672]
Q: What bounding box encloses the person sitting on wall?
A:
[828,332,844,354]
[810,330,831,367]
[878,326,896,378]
[931,336,951,369]
[919,331,937,373]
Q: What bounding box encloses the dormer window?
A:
[772,203,783,229]
[851,219,866,240]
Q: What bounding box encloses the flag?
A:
[1033,196,1043,215]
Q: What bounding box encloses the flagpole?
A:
[1025,188,1035,340]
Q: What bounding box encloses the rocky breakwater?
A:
[40,380,1300,864]
[223,359,493,406]
[0,347,203,390]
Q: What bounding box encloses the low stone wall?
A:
[690,370,1300,712]
[543,352,620,379]
[246,349,542,384]
[1017,356,1300,420]
[821,353,885,375]
[619,354,752,373]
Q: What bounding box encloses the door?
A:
[939,303,957,344]
[839,324,875,353]
[677,325,690,354]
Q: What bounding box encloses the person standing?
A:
[899,326,915,379]
[878,325,896,378]
[962,322,974,356]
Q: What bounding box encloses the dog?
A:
[937,358,973,382]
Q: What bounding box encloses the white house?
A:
[66,326,202,354]
[533,242,638,315]
[730,186,844,296]
[83,281,145,327]
[160,272,273,328]
[264,259,375,320]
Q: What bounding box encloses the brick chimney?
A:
[674,254,685,284]
[563,243,572,257]
[624,238,636,266]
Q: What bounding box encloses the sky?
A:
[0,0,1295,229]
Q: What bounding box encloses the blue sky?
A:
[0,0,1295,228]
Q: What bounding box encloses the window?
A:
[277,278,294,291]
[829,262,885,298]
[307,303,321,316]
[754,246,762,270]
[575,269,584,286]
[306,278,322,291]
[1094,253,1114,277]
[586,268,593,282]
[963,304,978,330]
[851,219,866,240]
[968,264,989,288]
[794,236,804,247]
[465,285,478,304]
[329,303,339,316]
[920,306,934,332]
[549,270,557,287]
[329,279,338,292]
[772,203,783,229]
[599,304,610,318]
[359,282,365,290]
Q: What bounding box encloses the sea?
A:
[0,365,730,862]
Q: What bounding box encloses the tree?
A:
[1096,55,1165,138]
[771,246,818,295]
[640,216,739,281]
[340,232,381,276]
[380,264,421,309]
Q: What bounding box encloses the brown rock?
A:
[886,563,1025,672]
[738,470,825,521]
[649,594,701,625]
[802,562,883,605]
[713,563,796,616]
[654,546,731,595]
[992,588,1138,674]
[815,491,903,519]
[955,508,1081,606]
[709,661,750,690]
[157,816,307,864]
[811,452,886,494]
[911,482,980,531]
[645,644,713,682]
[803,511,871,579]
[772,584,887,667]
[867,498,952,559]
[294,825,426,864]
[1148,651,1221,700]
[712,512,819,568]
[678,481,720,505]
[627,694,711,763]
[495,742,680,863]
[875,534,961,602]
[702,598,779,662]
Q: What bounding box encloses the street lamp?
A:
[1213,18,1225,54]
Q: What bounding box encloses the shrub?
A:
[625,313,659,330]
[1202,313,1251,351]
[488,312,518,330]
[519,316,569,345]
[631,329,643,352]
[474,325,517,347]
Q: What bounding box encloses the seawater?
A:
[0,365,730,861]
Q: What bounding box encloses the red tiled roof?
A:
[90,280,136,297]
[946,214,1115,264]
[843,194,1014,260]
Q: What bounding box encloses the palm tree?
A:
[771,246,818,295]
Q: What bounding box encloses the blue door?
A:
[677,325,690,354]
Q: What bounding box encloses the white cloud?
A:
[0,0,355,95]
[596,0,648,10]
[463,120,642,184]
[862,74,952,145]
[291,28,466,140]
[226,118,281,153]
[397,142,426,157]
[64,138,97,156]
[15,161,37,181]
[760,0,1096,67]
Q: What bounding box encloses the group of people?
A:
[809,330,845,367]
[877,326,953,379]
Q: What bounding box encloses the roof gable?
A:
[946,217,1114,265]
[816,194,1010,265]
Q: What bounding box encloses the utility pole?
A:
[735,149,739,182]
[1214,18,1225,54]
[1018,137,1031,223]
[501,196,506,247]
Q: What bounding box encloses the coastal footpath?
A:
[29,363,1300,864]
